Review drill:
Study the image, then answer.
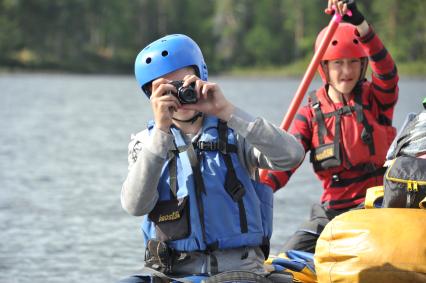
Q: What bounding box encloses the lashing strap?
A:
[420,196,426,209]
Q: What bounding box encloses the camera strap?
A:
[172,112,203,124]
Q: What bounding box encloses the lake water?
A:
[1,73,425,282]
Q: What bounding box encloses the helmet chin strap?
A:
[172,112,203,124]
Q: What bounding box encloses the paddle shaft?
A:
[281,15,342,130]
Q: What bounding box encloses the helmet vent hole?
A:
[146,57,152,64]
[161,50,168,57]
[331,40,338,46]
[353,39,359,44]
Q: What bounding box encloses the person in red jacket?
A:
[262,0,398,253]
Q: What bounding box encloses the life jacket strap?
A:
[330,166,387,188]
[354,94,376,155]
[333,112,343,167]
[321,105,354,118]
[261,237,271,259]
[349,162,379,173]
[309,91,327,145]
[218,120,249,234]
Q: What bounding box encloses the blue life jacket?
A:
[141,116,273,252]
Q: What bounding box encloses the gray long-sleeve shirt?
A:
[121,107,304,216]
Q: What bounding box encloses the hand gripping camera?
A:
[169,80,198,104]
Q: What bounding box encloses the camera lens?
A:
[178,86,197,104]
[169,81,197,104]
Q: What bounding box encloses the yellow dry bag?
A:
[315,209,426,283]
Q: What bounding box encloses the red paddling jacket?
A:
[263,27,399,210]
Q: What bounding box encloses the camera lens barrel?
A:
[171,80,198,104]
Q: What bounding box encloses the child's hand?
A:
[180,75,235,122]
[326,0,365,26]
[341,0,365,26]
[150,78,181,132]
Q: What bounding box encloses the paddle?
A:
[259,7,350,182]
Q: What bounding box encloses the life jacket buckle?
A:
[145,240,173,273]
[226,178,246,202]
[361,128,373,144]
[312,101,321,109]
[332,174,340,182]
[197,141,217,151]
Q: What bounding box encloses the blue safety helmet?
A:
[134,34,208,97]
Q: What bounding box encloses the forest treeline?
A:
[1,0,425,74]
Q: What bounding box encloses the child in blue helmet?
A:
[119,34,304,282]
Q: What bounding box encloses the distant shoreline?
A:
[1,60,425,78]
[225,60,426,78]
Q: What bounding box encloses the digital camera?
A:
[169,80,198,104]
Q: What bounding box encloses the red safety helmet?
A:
[315,23,368,83]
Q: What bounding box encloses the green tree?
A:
[0,0,424,74]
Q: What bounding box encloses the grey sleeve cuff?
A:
[227,107,257,137]
[145,127,175,159]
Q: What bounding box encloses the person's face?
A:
[326,58,361,95]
